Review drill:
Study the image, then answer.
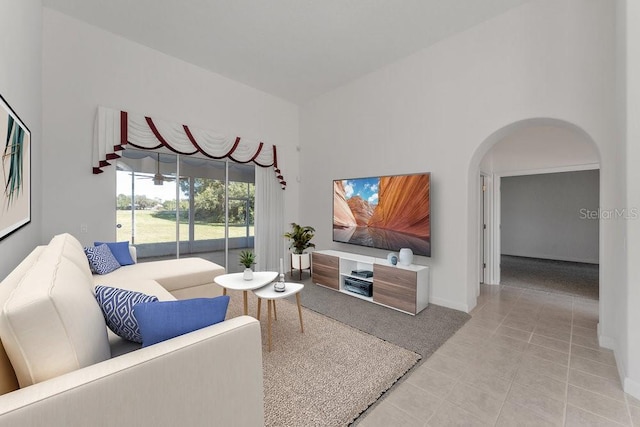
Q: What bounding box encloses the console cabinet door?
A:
[312,253,340,290]
[373,264,417,314]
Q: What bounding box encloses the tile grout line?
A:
[562,295,575,426]
[491,287,525,426]
[566,403,630,427]
[513,292,571,426]
[442,286,511,426]
[564,298,630,427]
[421,394,445,427]
[469,287,618,426]
[383,399,427,426]
[384,367,448,427]
[433,364,482,426]
[625,393,636,427]
[474,286,633,426]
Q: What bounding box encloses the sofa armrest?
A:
[129,244,137,263]
[0,316,263,427]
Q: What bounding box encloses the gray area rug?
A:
[500,255,599,300]
[289,275,471,359]
[225,289,420,427]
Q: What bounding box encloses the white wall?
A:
[501,170,599,263]
[41,8,300,247]
[622,0,640,399]
[480,125,599,173]
[300,0,618,318]
[0,1,43,279]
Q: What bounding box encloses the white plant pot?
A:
[243,268,253,280]
[291,253,311,270]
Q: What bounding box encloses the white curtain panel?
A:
[255,166,284,272]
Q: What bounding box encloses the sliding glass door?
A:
[116,150,180,259]
[116,149,255,272]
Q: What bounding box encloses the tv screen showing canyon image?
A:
[333,173,431,257]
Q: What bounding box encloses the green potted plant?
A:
[284,223,315,278]
[239,250,256,280]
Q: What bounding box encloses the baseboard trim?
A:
[598,324,616,350]
[429,297,469,313]
[598,324,640,400]
[625,377,640,400]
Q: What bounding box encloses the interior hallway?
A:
[359,284,639,426]
[500,255,599,300]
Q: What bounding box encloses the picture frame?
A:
[0,93,31,241]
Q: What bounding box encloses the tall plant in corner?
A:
[284,223,316,254]
[3,115,25,206]
[284,223,315,279]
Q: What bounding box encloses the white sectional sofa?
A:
[0,233,264,426]
[95,244,227,300]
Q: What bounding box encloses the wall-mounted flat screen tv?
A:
[333,173,430,257]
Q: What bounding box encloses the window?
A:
[116,149,255,272]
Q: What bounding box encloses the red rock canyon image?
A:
[333,174,431,256]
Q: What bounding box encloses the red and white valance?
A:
[92,106,286,188]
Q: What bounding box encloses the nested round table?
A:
[214,271,278,315]
[253,282,304,352]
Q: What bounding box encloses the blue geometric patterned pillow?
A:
[94,241,135,266]
[94,285,159,343]
[84,244,121,275]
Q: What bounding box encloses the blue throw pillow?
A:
[84,244,121,275]
[95,285,159,343]
[94,241,135,266]
[134,296,230,347]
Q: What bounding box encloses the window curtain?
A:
[255,166,284,272]
[92,106,286,188]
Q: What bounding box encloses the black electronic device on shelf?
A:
[351,269,373,278]
[344,277,373,297]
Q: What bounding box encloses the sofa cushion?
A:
[134,296,230,347]
[0,250,110,387]
[85,244,121,275]
[94,241,135,266]
[95,279,176,302]
[95,286,158,343]
[93,257,225,293]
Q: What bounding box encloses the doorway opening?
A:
[474,119,601,301]
[498,169,599,300]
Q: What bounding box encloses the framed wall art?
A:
[0,93,30,241]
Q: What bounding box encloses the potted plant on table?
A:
[284,223,315,279]
[239,250,256,280]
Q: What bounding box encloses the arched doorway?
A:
[468,118,601,304]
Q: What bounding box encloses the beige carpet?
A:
[225,289,421,426]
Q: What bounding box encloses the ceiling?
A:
[42,0,531,105]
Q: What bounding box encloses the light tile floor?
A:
[359,284,640,426]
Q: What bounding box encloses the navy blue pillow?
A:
[94,241,135,266]
[133,296,230,347]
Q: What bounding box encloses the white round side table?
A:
[253,282,304,352]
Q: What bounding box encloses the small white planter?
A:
[290,253,311,279]
[243,268,254,280]
[291,253,311,270]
